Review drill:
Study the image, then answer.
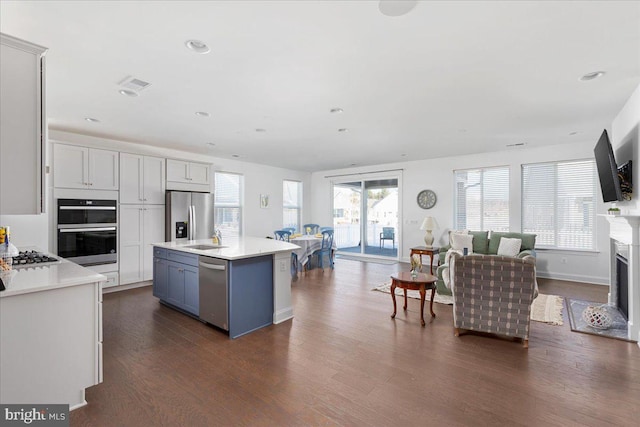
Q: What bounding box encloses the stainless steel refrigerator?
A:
[165,191,215,242]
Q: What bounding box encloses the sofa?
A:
[435,231,536,296]
[450,253,538,347]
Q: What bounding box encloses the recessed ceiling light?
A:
[206,143,216,146]
[569,131,578,136]
[330,108,343,114]
[255,128,267,132]
[195,111,210,117]
[350,163,357,166]
[400,154,407,157]
[338,128,349,133]
[379,0,418,17]
[119,89,139,97]
[232,154,240,158]
[84,117,100,123]
[506,142,526,147]
[579,71,605,81]
[185,39,210,54]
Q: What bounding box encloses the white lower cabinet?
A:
[119,204,165,285]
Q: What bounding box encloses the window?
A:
[283,180,302,232]
[522,160,596,250]
[214,172,243,239]
[454,166,510,231]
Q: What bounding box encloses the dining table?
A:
[290,234,336,271]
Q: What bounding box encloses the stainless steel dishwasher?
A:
[198,256,228,331]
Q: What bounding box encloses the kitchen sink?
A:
[183,244,227,250]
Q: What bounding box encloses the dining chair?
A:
[283,227,296,234]
[312,229,334,270]
[319,226,333,232]
[274,230,298,275]
[303,223,320,234]
[274,230,292,241]
[380,227,395,249]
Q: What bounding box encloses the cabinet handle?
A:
[178,268,184,273]
[89,182,93,186]
[143,198,147,201]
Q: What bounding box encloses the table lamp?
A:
[420,216,439,248]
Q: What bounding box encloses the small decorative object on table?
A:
[607,207,620,216]
[410,254,421,278]
[582,305,613,329]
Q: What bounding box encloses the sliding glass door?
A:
[332,177,399,258]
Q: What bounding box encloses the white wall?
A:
[611,84,640,214]
[311,140,611,285]
[1,129,311,251]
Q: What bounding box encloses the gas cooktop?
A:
[12,250,61,267]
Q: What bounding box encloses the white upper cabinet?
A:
[166,159,211,192]
[0,33,47,214]
[120,153,165,204]
[53,144,119,190]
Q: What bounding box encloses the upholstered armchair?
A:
[450,253,537,348]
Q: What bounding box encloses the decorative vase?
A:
[411,269,418,279]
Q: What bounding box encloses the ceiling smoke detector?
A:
[84,117,100,123]
[338,128,349,133]
[330,108,343,114]
[195,111,210,117]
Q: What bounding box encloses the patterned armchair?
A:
[450,253,537,348]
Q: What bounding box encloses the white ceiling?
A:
[1,1,639,172]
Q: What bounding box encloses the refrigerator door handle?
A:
[192,205,197,239]
[188,205,193,239]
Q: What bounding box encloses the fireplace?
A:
[602,214,640,345]
[616,252,628,319]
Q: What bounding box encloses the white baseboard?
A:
[273,307,293,324]
[536,271,608,286]
[103,280,151,293]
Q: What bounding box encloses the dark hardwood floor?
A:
[71,259,640,426]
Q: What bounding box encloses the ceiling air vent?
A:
[118,76,152,93]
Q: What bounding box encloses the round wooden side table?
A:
[390,271,437,326]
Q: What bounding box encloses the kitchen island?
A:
[0,255,105,409]
[151,237,298,338]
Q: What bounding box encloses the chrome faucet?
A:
[214,229,222,245]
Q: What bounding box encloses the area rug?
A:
[373,283,564,325]
[566,299,633,342]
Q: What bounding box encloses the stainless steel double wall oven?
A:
[57,198,117,266]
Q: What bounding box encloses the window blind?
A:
[454,166,509,231]
[522,160,596,250]
[283,180,302,232]
[214,172,243,238]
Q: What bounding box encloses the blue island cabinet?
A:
[153,247,199,316]
[227,255,274,339]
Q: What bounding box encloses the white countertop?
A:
[152,236,299,260]
[0,255,106,298]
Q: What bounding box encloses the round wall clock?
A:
[417,189,437,209]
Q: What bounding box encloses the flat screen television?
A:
[594,129,623,202]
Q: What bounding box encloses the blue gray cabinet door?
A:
[183,266,199,315]
[167,261,186,307]
[152,257,168,300]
